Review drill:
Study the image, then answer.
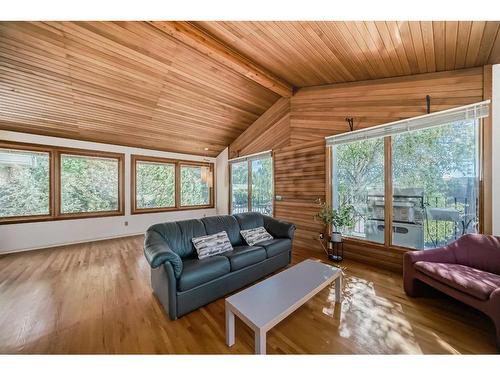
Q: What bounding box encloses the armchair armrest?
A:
[404,245,456,266]
[144,229,183,278]
[263,216,296,240]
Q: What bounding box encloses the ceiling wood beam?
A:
[149,21,294,97]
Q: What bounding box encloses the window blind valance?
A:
[228,150,272,164]
[325,100,490,146]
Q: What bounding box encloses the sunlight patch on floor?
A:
[323,275,423,354]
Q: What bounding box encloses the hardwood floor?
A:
[0,235,497,354]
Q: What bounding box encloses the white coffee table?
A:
[225,258,342,354]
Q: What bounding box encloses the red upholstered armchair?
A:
[403,234,500,348]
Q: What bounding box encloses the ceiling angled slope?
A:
[0,21,282,156]
[149,21,294,97]
[194,21,500,87]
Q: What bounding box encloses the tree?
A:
[0,151,50,217]
[136,162,175,208]
[333,119,479,248]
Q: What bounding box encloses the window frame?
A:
[131,155,214,214]
[228,153,274,216]
[0,141,125,225]
[0,141,55,225]
[178,161,215,209]
[56,147,125,219]
[328,119,486,252]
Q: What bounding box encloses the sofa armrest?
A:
[144,229,183,277]
[263,216,296,240]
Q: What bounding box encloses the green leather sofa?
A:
[144,212,296,320]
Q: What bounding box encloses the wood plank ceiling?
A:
[194,21,500,87]
[1,21,500,155]
[0,22,280,156]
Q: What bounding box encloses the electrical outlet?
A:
[124,221,128,226]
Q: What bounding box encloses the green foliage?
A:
[315,200,355,233]
[251,158,273,215]
[0,150,50,217]
[180,166,209,206]
[333,119,479,247]
[231,161,248,209]
[231,158,273,215]
[136,162,175,208]
[334,138,385,235]
[60,155,118,213]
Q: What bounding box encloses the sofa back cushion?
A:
[148,219,206,258]
[234,212,264,230]
[201,215,242,246]
[452,234,500,275]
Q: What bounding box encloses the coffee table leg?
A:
[226,304,235,347]
[255,328,266,355]
[334,274,342,303]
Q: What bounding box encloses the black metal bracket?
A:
[345,117,354,131]
[426,95,431,114]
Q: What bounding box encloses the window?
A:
[131,156,214,213]
[60,153,121,215]
[327,101,487,250]
[180,164,212,207]
[332,138,385,243]
[230,161,248,214]
[392,120,479,249]
[230,152,273,216]
[0,146,51,221]
[0,141,124,224]
[251,157,273,216]
[132,156,176,212]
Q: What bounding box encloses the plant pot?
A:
[331,231,342,243]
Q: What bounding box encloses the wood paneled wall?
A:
[273,140,326,251]
[229,67,488,271]
[228,97,290,159]
[290,67,485,144]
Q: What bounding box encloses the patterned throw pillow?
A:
[192,231,233,259]
[240,227,273,246]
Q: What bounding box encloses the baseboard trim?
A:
[0,232,145,256]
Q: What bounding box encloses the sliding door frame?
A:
[228,153,274,216]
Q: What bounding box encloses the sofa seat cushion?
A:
[178,256,230,292]
[257,238,292,258]
[415,261,500,301]
[223,246,267,271]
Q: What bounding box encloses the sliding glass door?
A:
[230,153,273,216]
[230,161,249,214]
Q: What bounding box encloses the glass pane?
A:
[180,165,210,206]
[60,154,119,214]
[0,148,50,218]
[136,161,175,209]
[332,138,385,243]
[392,119,479,250]
[231,161,248,214]
[251,157,273,216]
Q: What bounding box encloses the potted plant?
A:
[315,200,354,242]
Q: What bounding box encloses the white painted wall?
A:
[216,147,229,215]
[0,130,219,253]
[492,64,500,235]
